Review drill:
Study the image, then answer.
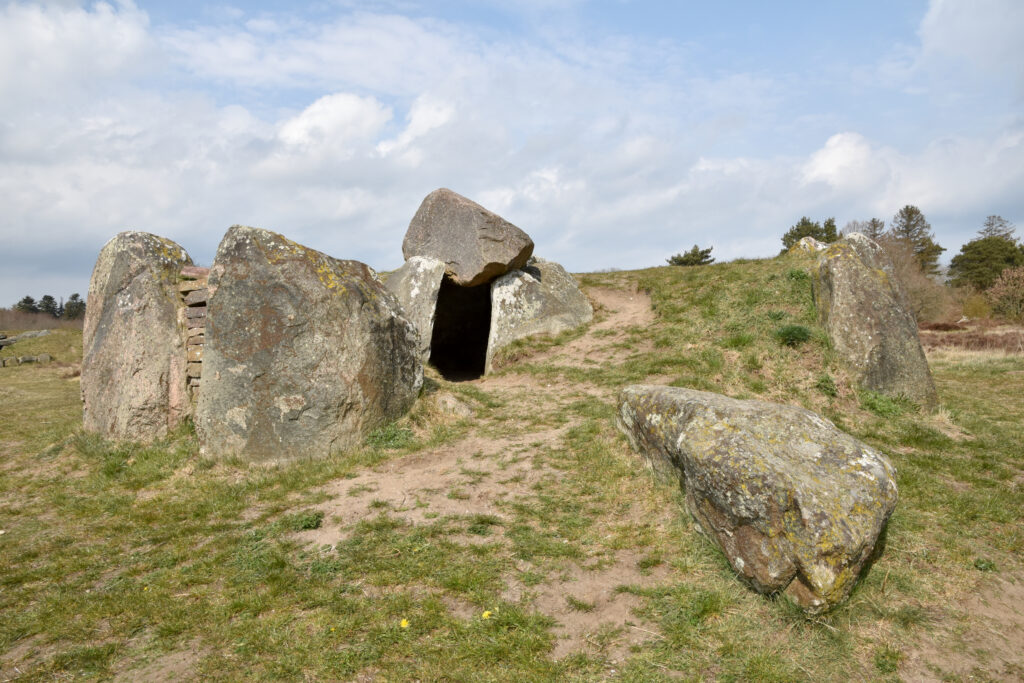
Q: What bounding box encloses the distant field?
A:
[0,309,84,332]
[1,255,1021,681]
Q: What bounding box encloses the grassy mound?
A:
[1,256,1021,681]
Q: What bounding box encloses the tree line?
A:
[12,294,86,320]
[668,206,1024,323]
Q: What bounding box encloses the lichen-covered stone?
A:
[384,256,447,361]
[789,236,828,253]
[402,188,534,287]
[617,385,898,613]
[82,231,193,441]
[195,226,422,463]
[485,257,593,373]
[814,233,937,408]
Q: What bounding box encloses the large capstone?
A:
[814,233,938,408]
[617,385,898,614]
[82,232,193,441]
[486,258,594,373]
[195,226,422,462]
[384,256,446,361]
[402,188,534,287]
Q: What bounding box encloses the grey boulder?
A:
[82,232,193,441]
[195,226,422,463]
[384,256,447,361]
[789,236,828,253]
[486,258,593,373]
[814,233,938,408]
[617,385,898,614]
[402,188,534,287]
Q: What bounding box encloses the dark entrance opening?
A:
[429,275,491,381]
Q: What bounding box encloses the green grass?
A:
[2,258,1022,681]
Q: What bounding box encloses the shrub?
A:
[876,236,956,323]
[987,266,1024,322]
[667,245,714,266]
[780,217,837,253]
[961,293,992,319]
[775,325,811,347]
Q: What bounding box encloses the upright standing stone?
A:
[384,256,447,361]
[402,188,534,287]
[486,258,593,372]
[195,226,422,462]
[814,233,938,408]
[82,232,193,441]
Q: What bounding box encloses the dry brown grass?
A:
[919,323,1024,354]
[0,308,83,333]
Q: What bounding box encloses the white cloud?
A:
[801,133,891,194]
[919,0,1024,90]
[376,94,455,165]
[278,93,392,150]
[0,1,154,107]
[873,0,1024,98]
[160,12,471,96]
[1,1,1023,304]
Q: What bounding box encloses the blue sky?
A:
[1,0,1022,305]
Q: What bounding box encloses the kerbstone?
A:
[618,385,898,613]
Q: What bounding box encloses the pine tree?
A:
[979,215,1014,239]
[667,245,715,266]
[780,217,838,253]
[38,295,59,317]
[63,293,86,320]
[888,205,945,275]
[15,296,39,314]
[949,234,1024,291]
[864,218,885,240]
[842,218,885,240]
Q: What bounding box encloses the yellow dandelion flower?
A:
[330,627,336,633]
[400,618,410,629]
[143,586,149,592]
[482,611,492,620]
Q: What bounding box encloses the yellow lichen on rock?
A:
[617,384,898,614]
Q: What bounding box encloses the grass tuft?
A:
[775,324,812,347]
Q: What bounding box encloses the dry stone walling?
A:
[813,232,938,409]
[386,188,593,379]
[82,227,423,462]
